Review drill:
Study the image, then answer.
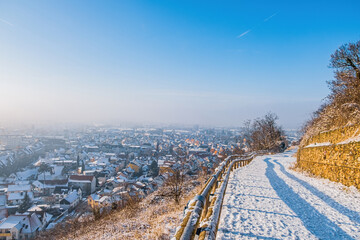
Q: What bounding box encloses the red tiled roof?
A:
[69,175,94,182]
[39,179,68,185]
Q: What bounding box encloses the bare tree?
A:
[328,41,360,108]
[330,41,360,79]
[245,112,285,152]
[301,40,360,139]
[158,168,185,204]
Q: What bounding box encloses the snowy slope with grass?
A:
[216,149,360,240]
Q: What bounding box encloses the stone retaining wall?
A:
[297,142,360,189]
[303,123,360,146]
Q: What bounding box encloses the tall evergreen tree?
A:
[133,166,143,178]
[18,192,31,213]
[81,160,85,173]
[76,155,80,169]
[149,160,159,177]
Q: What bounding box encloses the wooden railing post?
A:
[174,153,258,240]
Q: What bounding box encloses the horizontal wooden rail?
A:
[198,155,256,240]
[173,153,257,240]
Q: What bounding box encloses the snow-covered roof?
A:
[27,205,43,212]
[62,191,79,204]
[22,213,42,233]
[99,196,109,203]
[112,187,123,194]
[16,169,38,180]
[43,212,53,224]
[89,193,100,201]
[0,215,24,229]
[7,184,31,192]
[135,181,146,188]
[14,180,30,185]
[0,213,41,232]
[32,180,54,189]
[116,173,128,182]
[126,167,135,173]
[38,165,64,181]
[8,192,33,201]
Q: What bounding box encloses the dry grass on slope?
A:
[36,179,204,240]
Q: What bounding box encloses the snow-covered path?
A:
[216,149,360,240]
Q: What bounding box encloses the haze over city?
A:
[1,1,360,240]
[1,0,359,128]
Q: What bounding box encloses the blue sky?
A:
[0,0,359,128]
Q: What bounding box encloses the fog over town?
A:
[0,0,359,239]
[0,123,298,238]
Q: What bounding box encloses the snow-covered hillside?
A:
[216,149,360,240]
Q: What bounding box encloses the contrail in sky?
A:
[0,18,13,26]
[264,12,279,22]
[237,11,279,38]
[237,30,252,38]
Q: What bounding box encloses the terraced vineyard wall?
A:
[303,123,360,146]
[297,124,360,189]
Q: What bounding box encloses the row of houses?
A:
[0,174,96,239]
[0,126,244,239]
[0,205,53,240]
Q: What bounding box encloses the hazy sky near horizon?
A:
[0,0,359,129]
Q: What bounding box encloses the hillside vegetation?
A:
[301,40,360,145]
[296,40,360,189]
[36,178,204,240]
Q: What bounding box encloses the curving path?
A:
[216,149,360,240]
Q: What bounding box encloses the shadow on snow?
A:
[264,158,354,240]
[273,159,360,226]
[219,229,281,240]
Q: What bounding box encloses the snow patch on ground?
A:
[216,149,360,240]
[304,135,360,147]
[304,142,332,148]
[338,135,360,144]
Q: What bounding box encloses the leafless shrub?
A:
[244,112,286,152]
[157,168,185,204]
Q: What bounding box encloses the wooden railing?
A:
[173,153,257,240]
